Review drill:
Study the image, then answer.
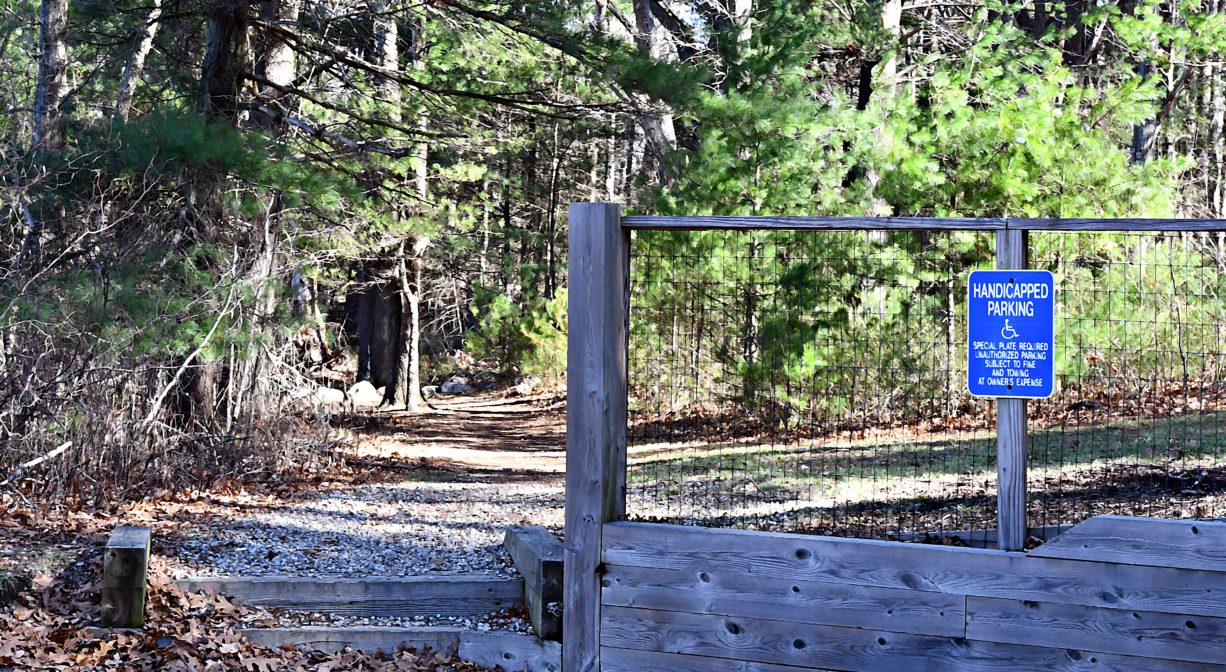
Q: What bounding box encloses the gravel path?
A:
[167,394,566,580]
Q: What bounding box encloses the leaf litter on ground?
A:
[0,552,498,671]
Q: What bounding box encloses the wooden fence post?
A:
[564,202,627,672]
[995,228,1028,552]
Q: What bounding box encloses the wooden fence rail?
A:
[622,215,1226,231]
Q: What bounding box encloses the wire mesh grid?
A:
[624,227,1226,544]
[1027,231,1226,539]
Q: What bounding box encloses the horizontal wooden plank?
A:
[603,646,840,672]
[622,216,1006,231]
[241,626,463,655]
[601,606,1226,672]
[601,564,965,638]
[1009,218,1226,231]
[967,596,1226,665]
[458,631,561,672]
[1030,516,1226,571]
[176,575,522,617]
[621,215,1226,232]
[601,522,1226,617]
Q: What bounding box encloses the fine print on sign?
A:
[967,270,1055,399]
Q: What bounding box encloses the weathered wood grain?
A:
[601,564,965,637]
[601,522,1226,617]
[994,229,1029,552]
[967,596,1226,665]
[1030,516,1226,571]
[505,525,564,640]
[175,575,522,617]
[524,584,562,643]
[564,202,628,672]
[101,525,151,628]
[601,606,1226,672]
[505,526,565,596]
[1007,218,1226,231]
[602,647,839,672]
[459,631,561,672]
[240,626,463,655]
[620,215,1226,233]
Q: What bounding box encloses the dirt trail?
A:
[159,391,569,582]
[352,393,567,475]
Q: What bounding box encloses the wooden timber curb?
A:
[239,626,560,671]
[504,525,564,641]
[175,574,522,617]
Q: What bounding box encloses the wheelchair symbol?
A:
[1001,320,1019,340]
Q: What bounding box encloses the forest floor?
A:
[3,386,1225,669]
[0,390,568,671]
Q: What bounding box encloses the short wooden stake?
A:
[101,525,151,628]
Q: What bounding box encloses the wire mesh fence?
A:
[625,227,1226,544]
[1026,231,1226,537]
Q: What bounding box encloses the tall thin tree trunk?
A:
[864,0,900,217]
[201,0,250,122]
[258,0,299,97]
[34,0,68,151]
[26,0,69,271]
[632,0,677,182]
[502,155,512,292]
[1131,62,1159,164]
[546,123,563,299]
[404,15,429,412]
[1211,60,1225,216]
[115,0,162,121]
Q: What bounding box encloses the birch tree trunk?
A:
[115,0,162,121]
[257,0,299,108]
[1211,59,1225,216]
[632,0,677,182]
[401,16,429,412]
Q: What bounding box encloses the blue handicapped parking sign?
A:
[967,270,1055,399]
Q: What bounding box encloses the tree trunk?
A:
[1131,61,1158,164]
[1060,0,1091,65]
[34,0,68,151]
[201,0,250,121]
[115,0,162,121]
[369,278,398,389]
[385,240,427,410]
[864,0,900,217]
[355,266,374,382]
[368,2,426,411]
[1211,60,1225,216]
[632,0,677,182]
[257,0,299,99]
